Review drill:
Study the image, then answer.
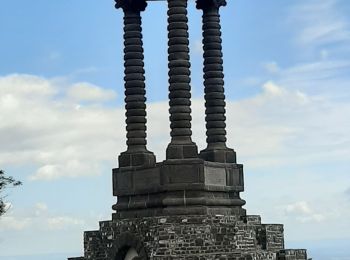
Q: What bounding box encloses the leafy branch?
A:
[0,170,22,216]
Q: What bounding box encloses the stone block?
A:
[277,249,308,260]
[134,167,161,191]
[112,159,246,217]
[264,224,284,251]
[162,160,203,185]
[113,166,161,196]
[242,215,262,225]
[113,159,244,197]
[166,142,198,159]
[200,147,237,163]
[113,169,133,195]
[204,164,226,186]
[118,150,156,168]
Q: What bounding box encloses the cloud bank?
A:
[1,74,349,181]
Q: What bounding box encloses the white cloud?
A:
[263,61,280,74]
[0,74,56,98]
[34,202,48,216]
[286,201,313,215]
[262,81,285,97]
[30,160,101,181]
[285,201,326,223]
[46,216,85,230]
[266,59,350,101]
[1,73,350,180]
[0,74,123,181]
[289,0,350,47]
[0,216,31,231]
[0,203,86,232]
[67,82,117,102]
[0,202,104,255]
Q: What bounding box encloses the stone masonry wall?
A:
[74,214,307,260]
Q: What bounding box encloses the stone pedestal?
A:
[69,159,307,260]
[112,159,246,218]
[72,215,307,260]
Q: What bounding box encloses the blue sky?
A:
[0,0,350,259]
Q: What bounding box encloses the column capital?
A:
[115,0,147,12]
[196,0,227,10]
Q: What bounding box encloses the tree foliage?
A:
[0,170,22,216]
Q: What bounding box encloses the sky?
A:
[0,0,350,259]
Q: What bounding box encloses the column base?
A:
[200,147,237,163]
[166,142,198,159]
[118,150,156,168]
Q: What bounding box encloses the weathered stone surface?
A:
[83,230,107,260]
[277,250,308,260]
[73,215,306,260]
[112,159,246,218]
[113,160,244,195]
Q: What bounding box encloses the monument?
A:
[69,0,308,259]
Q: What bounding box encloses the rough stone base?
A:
[70,215,307,260]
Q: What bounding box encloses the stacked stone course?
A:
[71,215,306,260]
[69,0,308,259]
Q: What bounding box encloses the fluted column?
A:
[166,0,198,160]
[115,0,156,168]
[196,0,236,163]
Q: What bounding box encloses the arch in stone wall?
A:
[109,232,148,260]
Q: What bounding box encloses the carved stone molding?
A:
[196,0,227,10]
[115,0,147,12]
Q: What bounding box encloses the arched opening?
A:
[111,233,146,260]
[124,247,139,260]
[115,246,140,260]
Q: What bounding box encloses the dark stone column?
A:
[166,0,198,159]
[196,0,236,163]
[115,0,156,168]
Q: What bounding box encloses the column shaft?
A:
[166,0,198,159]
[124,11,147,150]
[197,0,236,163]
[116,0,155,168]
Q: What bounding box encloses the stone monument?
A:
[69,0,308,259]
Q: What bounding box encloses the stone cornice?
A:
[115,0,147,12]
[196,0,227,10]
